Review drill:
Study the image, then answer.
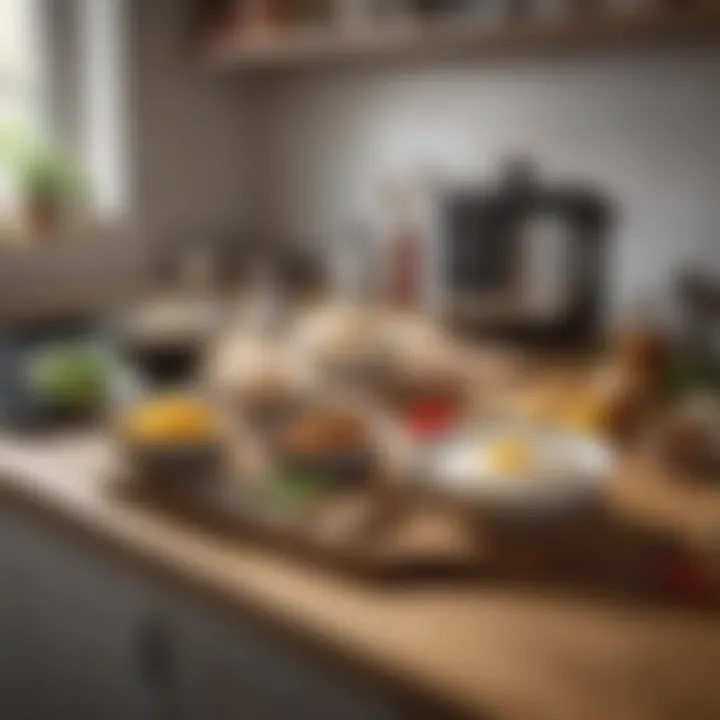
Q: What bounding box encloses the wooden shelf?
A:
[204,6,720,73]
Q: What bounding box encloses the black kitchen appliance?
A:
[442,162,613,347]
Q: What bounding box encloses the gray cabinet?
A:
[0,507,411,720]
[0,509,155,720]
[157,594,406,720]
[0,511,27,719]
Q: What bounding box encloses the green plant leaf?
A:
[0,119,90,205]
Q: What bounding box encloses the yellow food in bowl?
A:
[122,396,219,444]
[484,438,537,476]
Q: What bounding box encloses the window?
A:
[0,0,43,126]
[0,0,44,215]
[1,0,128,237]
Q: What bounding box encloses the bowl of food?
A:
[27,344,114,423]
[209,336,309,428]
[121,299,222,387]
[275,407,377,486]
[293,305,394,381]
[119,394,224,484]
[425,424,613,518]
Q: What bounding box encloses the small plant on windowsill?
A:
[0,122,90,243]
[18,147,88,238]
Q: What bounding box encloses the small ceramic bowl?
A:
[125,440,223,487]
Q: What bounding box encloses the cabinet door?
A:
[0,509,29,719]
[12,515,155,720]
[158,593,408,720]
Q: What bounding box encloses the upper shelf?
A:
[203,6,720,73]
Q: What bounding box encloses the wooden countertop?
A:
[0,430,719,720]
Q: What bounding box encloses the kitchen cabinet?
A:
[156,592,407,720]
[0,506,412,720]
[0,511,27,719]
[5,511,155,720]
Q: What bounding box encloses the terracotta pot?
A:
[25,195,64,239]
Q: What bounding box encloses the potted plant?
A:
[0,121,88,240]
[18,146,87,237]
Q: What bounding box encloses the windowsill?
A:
[0,212,123,251]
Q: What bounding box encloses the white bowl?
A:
[425,425,614,516]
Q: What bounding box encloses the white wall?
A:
[257,48,720,316]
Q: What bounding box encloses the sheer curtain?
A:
[80,0,128,219]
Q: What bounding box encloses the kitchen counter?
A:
[1,430,720,720]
